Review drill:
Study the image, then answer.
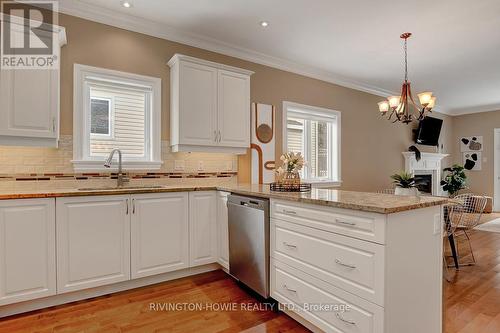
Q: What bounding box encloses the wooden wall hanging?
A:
[251,103,276,184]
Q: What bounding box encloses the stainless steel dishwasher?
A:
[227,194,270,298]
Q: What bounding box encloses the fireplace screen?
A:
[415,174,432,194]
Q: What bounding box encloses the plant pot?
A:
[394,187,418,196]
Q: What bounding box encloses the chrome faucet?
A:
[104,149,129,187]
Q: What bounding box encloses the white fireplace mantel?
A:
[402,152,449,196]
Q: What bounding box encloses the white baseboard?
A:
[0,263,221,318]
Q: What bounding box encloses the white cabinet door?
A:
[189,191,217,266]
[0,69,58,139]
[0,199,56,305]
[216,191,230,269]
[178,61,218,146]
[217,70,250,148]
[131,193,189,279]
[56,196,130,293]
[0,20,64,147]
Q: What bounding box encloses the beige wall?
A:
[452,110,500,198]
[7,12,454,190]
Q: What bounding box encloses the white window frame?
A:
[73,64,162,171]
[282,101,342,187]
[89,96,114,140]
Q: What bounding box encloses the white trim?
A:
[167,54,254,76]
[0,13,67,46]
[58,0,393,99]
[73,64,162,171]
[449,104,500,116]
[282,101,342,184]
[494,129,500,211]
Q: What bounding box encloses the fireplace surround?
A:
[402,152,449,196]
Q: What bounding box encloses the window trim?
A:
[89,96,114,140]
[282,101,342,187]
[73,64,162,171]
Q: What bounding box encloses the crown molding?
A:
[57,0,395,98]
[448,103,500,116]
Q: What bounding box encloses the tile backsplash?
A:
[0,135,238,176]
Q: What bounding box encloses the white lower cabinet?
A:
[56,195,131,293]
[131,193,189,278]
[0,199,56,305]
[216,191,230,269]
[272,259,384,333]
[0,191,236,310]
[271,199,443,333]
[189,191,217,266]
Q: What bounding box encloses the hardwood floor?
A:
[444,223,500,333]
[2,222,500,333]
[0,270,308,333]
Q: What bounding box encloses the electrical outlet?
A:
[433,214,441,235]
[198,161,205,171]
[174,160,185,171]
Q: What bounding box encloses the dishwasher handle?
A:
[228,195,268,211]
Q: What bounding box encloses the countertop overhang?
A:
[0,183,448,214]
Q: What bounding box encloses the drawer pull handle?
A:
[282,284,297,293]
[283,242,297,249]
[335,218,356,226]
[336,312,356,325]
[283,209,297,215]
[335,259,356,269]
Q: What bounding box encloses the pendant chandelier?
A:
[378,32,436,124]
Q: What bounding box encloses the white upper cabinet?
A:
[131,193,189,279]
[176,61,218,146]
[168,54,253,154]
[0,199,56,306]
[217,70,250,148]
[0,15,66,147]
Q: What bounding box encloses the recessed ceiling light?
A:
[122,1,132,8]
[260,21,269,27]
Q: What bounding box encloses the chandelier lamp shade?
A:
[378,33,436,124]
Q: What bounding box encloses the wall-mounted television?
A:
[415,116,443,146]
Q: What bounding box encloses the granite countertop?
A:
[0,182,448,214]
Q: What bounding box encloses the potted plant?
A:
[391,171,418,196]
[440,164,467,197]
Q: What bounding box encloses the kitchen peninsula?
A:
[0,183,446,333]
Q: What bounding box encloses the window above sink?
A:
[72,64,162,171]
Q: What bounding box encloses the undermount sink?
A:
[77,185,166,191]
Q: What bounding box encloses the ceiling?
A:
[59,0,500,115]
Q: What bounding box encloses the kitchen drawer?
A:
[272,219,385,306]
[271,200,385,244]
[271,259,384,333]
